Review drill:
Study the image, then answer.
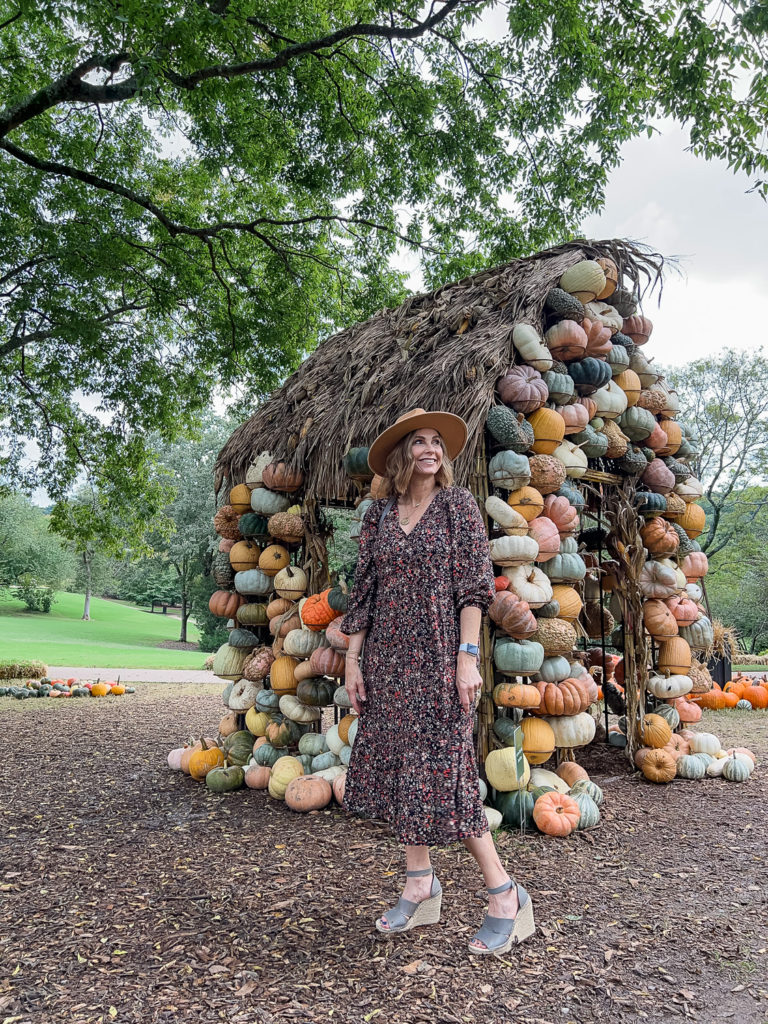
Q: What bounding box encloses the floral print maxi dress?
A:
[340,486,496,846]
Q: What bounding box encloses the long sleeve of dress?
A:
[340,502,381,634]
[448,487,495,614]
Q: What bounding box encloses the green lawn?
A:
[0,591,206,669]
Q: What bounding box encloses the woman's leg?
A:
[462,831,519,949]
[377,844,435,930]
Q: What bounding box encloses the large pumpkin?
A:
[229,540,263,572]
[209,590,247,619]
[301,590,336,631]
[533,678,592,716]
[268,756,304,799]
[285,775,333,812]
[261,461,304,493]
[527,408,566,455]
[533,791,581,837]
[309,647,346,678]
[520,717,555,765]
[485,747,531,792]
[270,656,300,695]
[488,591,537,639]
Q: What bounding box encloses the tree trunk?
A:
[178,557,188,643]
[81,551,92,620]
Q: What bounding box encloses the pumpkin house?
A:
[173,238,740,816]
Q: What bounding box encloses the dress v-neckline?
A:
[394,489,443,538]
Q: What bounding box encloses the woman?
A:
[340,408,535,955]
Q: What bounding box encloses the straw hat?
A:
[367,408,468,476]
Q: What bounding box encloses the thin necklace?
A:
[399,490,435,525]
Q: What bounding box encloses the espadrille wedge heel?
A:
[468,880,535,955]
[375,867,442,934]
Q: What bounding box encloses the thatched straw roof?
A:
[216,239,665,501]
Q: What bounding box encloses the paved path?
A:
[48,666,218,683]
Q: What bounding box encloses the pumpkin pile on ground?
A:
[635,725,757,784]
[487,760,604,836]
[0,678,134,699]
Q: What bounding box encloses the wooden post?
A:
[469,435,494,768]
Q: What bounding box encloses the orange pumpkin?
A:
[261,461,304,493]
[492,682,541,709]
[308,647,346,678]
[91,682,110,697]
[640,518,679,558]
[533,792,581,836]
[672,697,702,723]
[244,764,272,789]
[209,590,247,619]
[229,540,262,571]
[641,748,677,783]
[285,775,333,812]
[301,590,336,631]
[723,679,745,698]
[188,742,225,781]
[270,656,300,696]
[527,408,566,455]
[556,761,589,787]
[337,713,358,745]
[741,685,768,709]
[639,713,671,749]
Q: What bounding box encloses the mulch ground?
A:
[1,687,767,1024]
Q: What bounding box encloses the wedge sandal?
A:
[468,879,535,956]
[375,867,442,935]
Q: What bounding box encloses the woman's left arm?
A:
[456,605,483,713]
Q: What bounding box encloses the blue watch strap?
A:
[459,642,480,656]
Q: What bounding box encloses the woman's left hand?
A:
[456,652,483,713]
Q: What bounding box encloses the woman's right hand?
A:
[345,661,367,714]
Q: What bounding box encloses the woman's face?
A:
[410,428,444,478]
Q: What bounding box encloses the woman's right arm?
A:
[345,629,368,713]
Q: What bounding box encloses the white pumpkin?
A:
[283,628,326,658]
[313,765,346,782]
[485,495,528,535]
[706,758,727,778]
[325,723,346,755]
[583,300,623,334]
[656,557,687,593]
[638,560,678,600]
[559,261,606,303]
[273,564,308,600]
[528,767,569,794]
[674,476,704,502]
[227,678,262,711]
[245,452,273,487]
[347,718,358,746]
[334,684,352,708]
[478,778,488,802]
[279,694,321,723]
[485,748,531,792]
[512,323,554,372]
[552,439,588,479]
[489,534,539,567]
[483,806,503,830]
[592,379,628,420]
[646,673,692,699]
[504,563,554,608]
[689,732,720,756]
[629,348,660,388]
[568,661,589,679]
[544,712,596,749]
[685,583,703,602]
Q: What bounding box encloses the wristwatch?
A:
[459,642,480,657]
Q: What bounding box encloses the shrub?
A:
[15,575,56,613]
[0,659,49,680]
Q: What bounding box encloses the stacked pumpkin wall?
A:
[485,256,711,770]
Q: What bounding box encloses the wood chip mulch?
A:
[1,686,767,1024]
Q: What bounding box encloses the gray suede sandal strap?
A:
[487,879,515,895]
[472,915,515,948]
[407,867,434,878]
[383,896,420,929]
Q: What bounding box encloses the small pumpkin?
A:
[533,791,581,837]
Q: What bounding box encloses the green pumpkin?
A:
[486,406,535,453]
[255,688,280,712]
[572,792,600,830]
[676,754,706,780]
[493,788,535,829]
[570,425,609,459]
[205,764,245,792]
[38,684,52,695]
[570,779,604,807]
[536,600,561,619]
[0,687,9,697]
[606,344,629,377]
[641,447,655,462]
[296,753,314,773]
[52,681,69,691]
[267,719,302,749]
[615,446,648,476]
[651,703,680,729]
[662,457,692,484]
[675,438,693,459]
[253,742,281,767]
[298,732,329,757]
[618,406,656,442]
[488,450,531,489]
[543,287,585,325]
[722,756,751,782]
[542,370,575,405]
[537,655,571,682]
[343,447,372,480]
[228,627,260,649]
[493,717,520,746]
[542,549,586,584]
[670,522,696,557]
[736,699,752,710]
[555,483,586,510]
[239,512,269,538]
[234,568,273,597]
[212,551,235,587]
[607,730,627,748]
[71,686,90,697]
[311,750,341,772]
[222,730,258,766]
[635,491,667,516]
[236,602,269,627]
[327,584,349,613]
[567,357,612,396]
[222,682,234,706]
[529,785,556,802]
[296,677,336,707]
[493,638,544,676]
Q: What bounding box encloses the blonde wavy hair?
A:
[380,429,454,497]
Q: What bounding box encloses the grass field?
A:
[0,591,206,669]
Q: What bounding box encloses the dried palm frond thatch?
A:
[215,239,666,499]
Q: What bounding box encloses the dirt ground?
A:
[1,685,766,1024]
